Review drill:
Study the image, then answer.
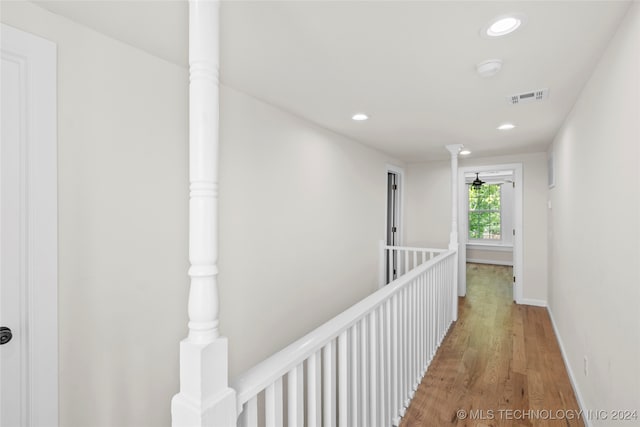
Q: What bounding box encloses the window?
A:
[468,184,501,240]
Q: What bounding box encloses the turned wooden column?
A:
[172,1,237,425]
[445,144,463,321]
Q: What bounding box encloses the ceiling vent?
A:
[507,88,549,105]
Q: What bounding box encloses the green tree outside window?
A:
[468,184,501,240]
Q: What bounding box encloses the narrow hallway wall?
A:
[219,86,404,378]
[548,3,640,419]
[1,3,189,427]
[1,3,404,426]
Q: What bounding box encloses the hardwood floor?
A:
[400,263,584,427]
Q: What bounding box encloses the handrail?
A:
[383,244,445,253]
[231,249,455,410]
[380,243,445,286]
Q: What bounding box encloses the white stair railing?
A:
[232,248,457,427]
[379,242,447,286]
[173,5,465,424]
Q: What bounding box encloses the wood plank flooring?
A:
[400,263,584,427]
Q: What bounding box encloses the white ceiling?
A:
[34,0,631,161]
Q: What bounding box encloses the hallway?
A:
[401,263,583,427]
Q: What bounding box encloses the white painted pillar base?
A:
[172,391,236,427]
[172,340,236,427]
[445,144,463,322]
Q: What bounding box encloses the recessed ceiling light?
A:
[482,14,526,38]
[497,123,516,130]
[352,113,368,121]
[460,150,472,155]
[476,59,502,78]
[489,17,520,36]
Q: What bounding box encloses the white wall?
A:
[405,160,451,248]
[406,152,548,303]
[2,3,403,426]
[1,2,189,427]
[466,247,512,266]
[219,86,403,378]
[548,3,639,421]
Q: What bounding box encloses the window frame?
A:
[467,182,503,243]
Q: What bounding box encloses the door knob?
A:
[0,327,12,345]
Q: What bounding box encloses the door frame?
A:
[1,24,58,427]
[457,163,523,303]
[385,164,405,247]
[379,164,405,286]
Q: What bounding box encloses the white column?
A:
[445,144,463,322]
[172,1,237,426]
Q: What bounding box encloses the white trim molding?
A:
[1,24,58,427]
[466,243,513,252]
[518,298,547,308]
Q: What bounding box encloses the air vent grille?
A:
[508,88,549,105]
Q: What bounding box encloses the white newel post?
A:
[445,144,463,322]
[172,1,237,426]
[378,239,386,288]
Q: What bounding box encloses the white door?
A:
[1,48,24,426]
[1,24,58,427]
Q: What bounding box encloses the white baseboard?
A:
[518,298,547,307]
[466,258,513,266]
[547,306,591,427]
[466,243,513,252]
